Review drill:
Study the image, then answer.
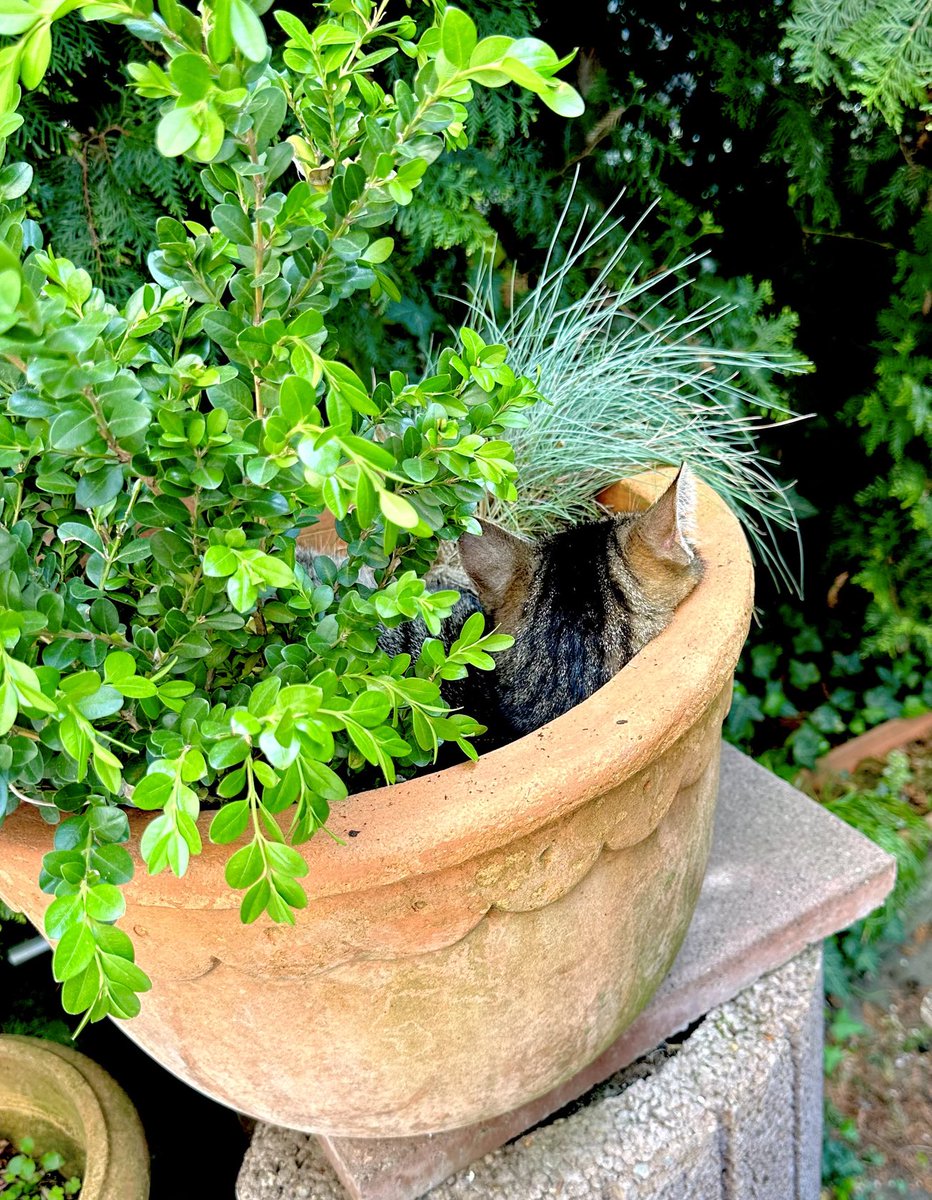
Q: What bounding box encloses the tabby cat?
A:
[366,465,704,757]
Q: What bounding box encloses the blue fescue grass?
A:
[458,191,812,591]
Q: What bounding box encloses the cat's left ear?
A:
[630,464,697,566]
[458,520,535,612]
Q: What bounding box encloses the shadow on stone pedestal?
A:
[236,745,895,1200]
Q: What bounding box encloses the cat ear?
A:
[458,520,534,611]
[630,464,697,567]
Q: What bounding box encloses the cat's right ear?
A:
[458,520,534,613]
[629,464,698,567]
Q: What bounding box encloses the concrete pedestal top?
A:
[238,744,895,1200]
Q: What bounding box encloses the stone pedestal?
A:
[236,745,894,1200]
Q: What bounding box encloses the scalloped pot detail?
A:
[0,472,754,1137]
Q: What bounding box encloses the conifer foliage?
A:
[783,0,932,127]
[9,15,198,296]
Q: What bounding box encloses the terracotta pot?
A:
[0,470,753,1138]
[296,507,346,556]
[0,1036,149,1199]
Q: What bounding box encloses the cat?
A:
[302,465,704,760]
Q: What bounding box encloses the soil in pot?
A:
[0,1134,81,1197]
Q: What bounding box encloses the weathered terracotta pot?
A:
[0,1036,149,1199]
[0,471,753,1138]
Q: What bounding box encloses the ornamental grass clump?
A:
[465,196,811,590]
[0,0,583,1028]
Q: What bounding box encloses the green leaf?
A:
[440,7,477,68]
[103,651,136,682]
[349,689,392,727]
[100,950,151,992]
[49,411,98,452]
[209,799,250,844]
[20,20,51,90]
[225,838,264,888]
[0,161,32,201]
[239,876,270,922]
[170,53,213,101]
[57,522,104,553]
[360,237,394,264]
[539,80,585,118]
[468,35,513,85]
[77,684,123,719]
[131,772,173,811]
[88,804,129,843]
[229,0,267,63]
[75,465,124,511]
[203,545,237,577]
[402,456,438,483]
[52,923,95,982]
[499,56,548,94]
[378,489,419,529]
[265,841,308,876]
[212,203,253,244]
[208,0,233,60]
[0,245,22,325]
[91,843,134,885]
[156,106,201,157]
[61,960,102,1016]
[255,554,295,589]
[85,883,125,922]
[300,759,346,802]
[227,571,258,613]
[251,86,287,143]
[0,0,36,37]
[44,892,82,940]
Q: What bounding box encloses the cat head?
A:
[455,467,704,736]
